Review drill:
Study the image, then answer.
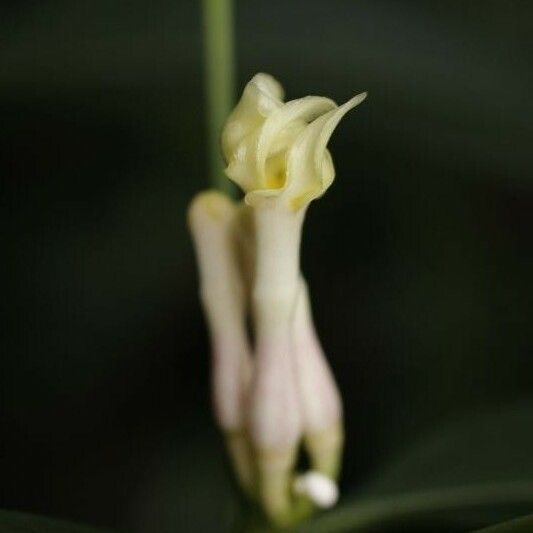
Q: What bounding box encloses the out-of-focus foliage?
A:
[302,402,533,532]
[0,510,114,533]
[473,514,533,533]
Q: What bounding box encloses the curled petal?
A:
[284,92,367,209]
[222,73,367,210]
[221,73,284,162]
[256,96,337,187]
[230,96,336,197]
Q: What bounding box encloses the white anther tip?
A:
[293,471,339,508]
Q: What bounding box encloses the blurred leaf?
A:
[364,402,533,495]
[127,427,239,533]
[301,402,533,532]
[472,514,533,532]
[0,510,114,532]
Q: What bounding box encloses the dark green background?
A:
[2,1,532,531]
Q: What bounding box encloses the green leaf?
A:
[0,510,114,532]
[362,402,533,496]
[300,402,533,532]
[129,427,240,533]
[472,514,533,532]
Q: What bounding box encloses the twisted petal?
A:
[221,73,284,162]
[227,96,336,196]
[256,96,337,186]
[222,73,367,210]
[283,92,367,209]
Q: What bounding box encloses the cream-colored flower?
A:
[222,73,367,209]
[189,73,368,526]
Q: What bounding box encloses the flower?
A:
[222,73,367,210]
[189,73,367,527]
[187,190,254,494]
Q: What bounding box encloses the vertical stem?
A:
[202,0,236,195]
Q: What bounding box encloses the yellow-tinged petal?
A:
[226,96,336,195]
[222,73,367,210]
[284,92,367,209]
[256,96,337,185]
[221,73,284,162]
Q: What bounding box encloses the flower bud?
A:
[293,279,343,479]
[187,190,254,493]
[293,471,339,509]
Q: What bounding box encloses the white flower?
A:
[189,73,367,526]
[222,73,367,209]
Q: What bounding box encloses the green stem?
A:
[202,0,236,195]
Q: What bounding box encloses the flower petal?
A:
[284,92,367,209]
[221,73,284,162]
[256,96,337,185]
